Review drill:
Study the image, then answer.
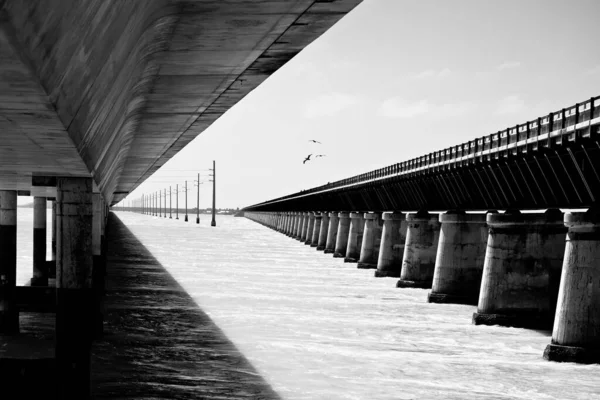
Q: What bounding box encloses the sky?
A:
[122,0,600,210]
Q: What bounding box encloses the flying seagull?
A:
[315,154,326,158]
[303,154,312,164]
[308,139,322,144]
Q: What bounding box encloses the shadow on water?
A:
[92,213,281,399]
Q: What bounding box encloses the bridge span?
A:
[0,1,361,398]
[243,95,600,365]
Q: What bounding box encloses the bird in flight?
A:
[315,154,326,158]
[308,139,322,144]
[303,154,312,164]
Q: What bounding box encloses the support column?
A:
[304,212,316,245]
[0,190,18,333]
[49,200,57,279]
[397,210,441,288]
[375,212,407,278]
[428,211,489,305]
[333,212,351,258]
[92,194,105,338]
[544,211,600,363]
[345,212,365,263]
[293,212,302,239]
[310,213,322,247]
[473,209,566,329]
[300,212,310,242]
[316,212,329,250]
[56,177,94,398]
[324,212,339,254]
[32,197,48,286]
[358,212,383,269]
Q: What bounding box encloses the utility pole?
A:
[210,160,216,227]
[185,180,188,222]
[169,186,172,219]
[159,191,162,217]
[196,173,200,224]
[164,188,167,218]
[176,184,179,219]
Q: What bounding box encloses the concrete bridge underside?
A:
[0,0,361,204]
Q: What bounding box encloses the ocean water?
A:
[16,208,53,286]
[17,210,600,399]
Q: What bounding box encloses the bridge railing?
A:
[247,95,600,209]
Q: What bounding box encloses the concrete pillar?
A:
[358,212,383,269]
[284,213,292,235]
[544,211,600,363]
[293,212,302,239]
[324,212,339,254]
[0,190,18,333]
[397,211,441,288]
[473,209,566,329]
[310,213,322,247]
[300,212,310,242]
[428,211,489,305]
[50,200,57,279]
[56,177,94,398]
[345,212,365,263]
[32,197,48,286]
[333,212,351,258]
[92,194,105,337]
[317,212,329,250]
[304,212,316,245]
[375,212,407,278]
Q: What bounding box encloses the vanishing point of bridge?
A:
[243,95,600,365]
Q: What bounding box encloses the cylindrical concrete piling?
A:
[397,210,441,288]
[345,212,366,263]
[358,212,383,269]
[375,212,407,277]
[32,197,48,286]
[292,213,301,239]
[300,212,310,242]
[544,211,600,364]
[473,209,566,329]
[0,190,18,334]
[325,212,339,254]
[428,211,489,305]
[317,212,329,250]
[333,212,351,258]
[50,200,57,279]
[56,177,94,397]
[305,212,316,245]
[286,213,294,236]
[310,213,322,247]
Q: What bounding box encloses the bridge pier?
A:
[333,212,351,258]
[0,190,18,333]
[375,212,407,278]
[317,212,329,250]
[293,212,303,239]
[304,212,316,245]
[49,200,57,279]
[300,212,310,242]
[357,212,382,269]
[32,197,48,286]
[286,213,294,236]
[428,211,489,305]
[324,212,339,254]
[473,209,566,329]
[544,211,600,364]
[310,213,322,247]
[344,212,365,263]
[56,177,94,398]
[397,211,441,288]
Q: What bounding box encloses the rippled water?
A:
[17,210,600,399]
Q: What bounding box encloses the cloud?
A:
[378,98,430,118]
[496,61,521,71]
[586,65,600,75]
[412,68,451,79]
[378,98,476,119]
[495,95,525,115]
[305,92,360,118]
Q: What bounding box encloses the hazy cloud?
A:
[305,92,360,118]
[495,95,525,114]
[586,65,600,75]
[378,98,476,119]
[413,68,451,79]
[496,61,521,71]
